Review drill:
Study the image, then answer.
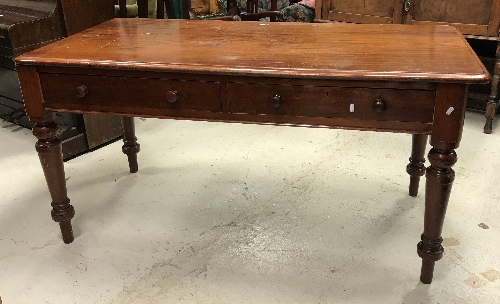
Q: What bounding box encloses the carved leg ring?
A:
[418,148,456,284]
[33,118,75,244]
[406,134,428,197]
[121,117,140,173]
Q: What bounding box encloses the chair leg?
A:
[119,0,127,18]
[484,42,500,134]
[406,134,428,197]
[182,0,192,19]
[157,0,165,18]
[137,0,149,18]
[121,117,140,173]
[270,0,277,22]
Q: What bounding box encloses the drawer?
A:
[40,74,221,113]
[226,83,435,123]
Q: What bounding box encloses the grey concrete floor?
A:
[1,111,499,303]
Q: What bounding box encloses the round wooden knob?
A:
[166,90,179,103]
[76,85,88,98]
[372,99,387,113]
[270,94,281,109]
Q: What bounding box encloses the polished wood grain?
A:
[16,19,490,285]
[17,19,489,83]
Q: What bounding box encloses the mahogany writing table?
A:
[15,19,489,284]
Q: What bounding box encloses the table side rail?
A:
[38,71,436,134]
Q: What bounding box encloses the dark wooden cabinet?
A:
[317,0,500,32]
[0,0,123,158]
[316,0,500,133]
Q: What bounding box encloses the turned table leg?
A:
[418,148,457,284]
[484,42,500,134]
[121,117,140,173]
[32,114,75,244]
[406,134,428,197]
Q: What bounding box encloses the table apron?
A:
[39,72,436,134]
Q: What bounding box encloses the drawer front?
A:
[40,74,221,112]
[226,83,435,123]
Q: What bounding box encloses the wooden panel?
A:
[412,21,488,36]
[82,114,123,149]
[61,133,89,159]
[315,0,322,20]
[2,1,65,55]
[430,83,468,149]
[16,65,45,119]
[49,106,433,134]
[227,83,435,123]
[60,0,115,36]
[487,0,500,36]
[16,20,490,84]
[325,0,399,18]
[39,73,221,113]
[412,0,493,25]
[327,12,392,24]
[393,0,403,24]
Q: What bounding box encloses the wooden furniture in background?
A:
[0,0,123,158]
[405,1,500,134]
[16,19,488,284]
[317,0,404,24]
[316,0,500,133]
[154,0,283,21]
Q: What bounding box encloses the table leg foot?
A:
[121,117,140,173]
[419,258,436,284]
[126,154,139,173]
[406,134,427,197]
[484,113,494,134]
[417,147,456,283]
[417,234,442,284]
[59,220,75,244]
[33,114,75,244]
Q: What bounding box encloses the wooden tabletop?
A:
[16,18,489,83]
